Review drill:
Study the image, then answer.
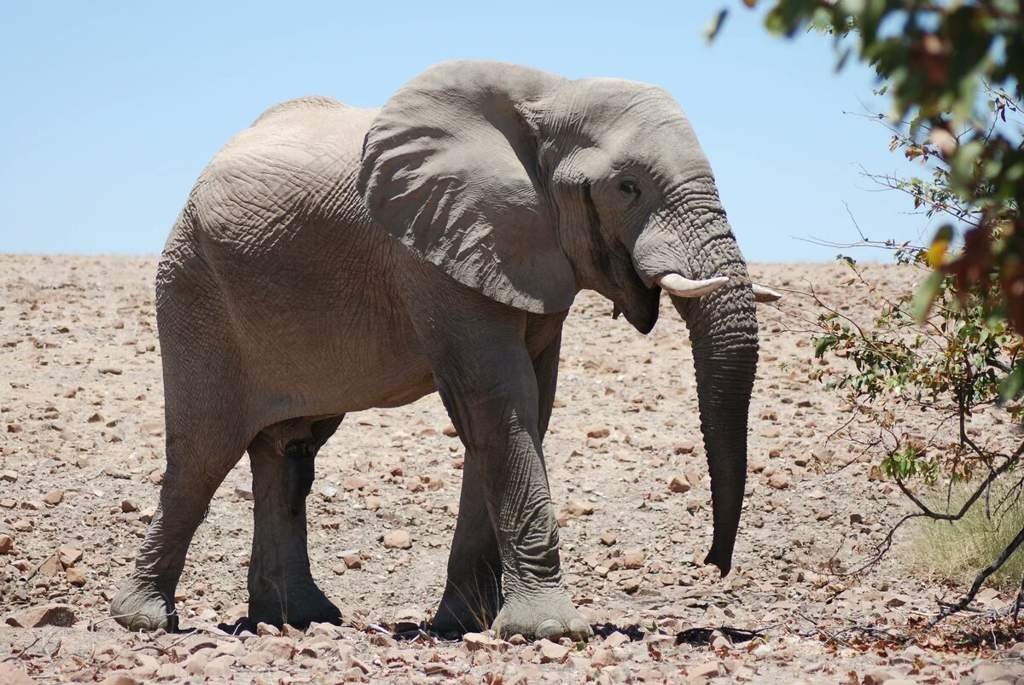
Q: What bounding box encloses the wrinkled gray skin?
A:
[110,61,760,641]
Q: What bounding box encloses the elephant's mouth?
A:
[616,266,660,334]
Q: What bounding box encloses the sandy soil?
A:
[2,255,1022,684]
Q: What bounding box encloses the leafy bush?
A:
[712,0,1024,619]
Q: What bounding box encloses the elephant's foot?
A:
[431,576,502,636]
[248,576,341,629]
[492,589,591,641]
[110,575,178,632]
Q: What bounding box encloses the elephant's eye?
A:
[618,179,640,197]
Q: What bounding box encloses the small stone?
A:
[5,603,76,627]
[120,499,138,513]
[622,550,646,569]
[621,577,641,594]
[343,475,369,490]
[0,663,35,685]
[43,489,64,506]
[0,534,13,555]
[604,631,629,648]
[591,646,616,666]
[12,520,32,532]
[768,472,791,490]
[65,566,87,586]
[600,531,617,546]
[37,554,62,577]
[973,663,1015,682]
[539,639,570,662]
[342,552,362,569]
[383,529,412,549]
[566,500,594,516]
[586,426,610,439]
[234,485,254,501]
[148,469,164,485]
[674,442,695,455]
[0,471,17,483]
[331,563,347,575]
[463,632,508,652]
[688,661,722,681]
[442,424,458,437]
[99,674,141,685]
[58,545,83,567]
[203,654,236,678]
[365,495,381,511]
[98,366,123,375]
[711,634,731,650]
[885,594,909,609]
[668,476,691,493]
[256,621,280,636]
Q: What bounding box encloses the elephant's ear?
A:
[358,61,577,314]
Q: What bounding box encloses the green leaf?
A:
[815,335,838,358]
[912,271,944,322]
[999,365,1024,403]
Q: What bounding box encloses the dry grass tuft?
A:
[904,483,1024,592]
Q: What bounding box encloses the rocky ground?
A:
[2,255,1024,684]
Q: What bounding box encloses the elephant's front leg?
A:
[431,342,588,641]
[433,332,563,636]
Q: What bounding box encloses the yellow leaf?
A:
[927,226,954,268]
[926,239,948,268]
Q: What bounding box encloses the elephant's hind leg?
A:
[247,416,343,628]
[110,421,247,631]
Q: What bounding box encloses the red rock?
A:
[0,534,13,555]
[5,603,76,627]
[58,545,83,567]
[65,566,87,586]
[668,476,691,493]
[43,489,64,505]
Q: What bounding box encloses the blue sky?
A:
[0,1,934,261]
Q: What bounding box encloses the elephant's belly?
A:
[209,220,437,422]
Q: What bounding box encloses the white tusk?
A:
[752,284,783,303]
[656,273,729,298]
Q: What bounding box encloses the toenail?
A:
[569,619,592,638]
[536,619,564,639]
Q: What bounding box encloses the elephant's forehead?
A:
[554,80,709,177]
[560,79,686,127]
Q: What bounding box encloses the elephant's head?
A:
[359,61,778,576]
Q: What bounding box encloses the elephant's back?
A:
[157,97,422,413]
[190,98,380,246]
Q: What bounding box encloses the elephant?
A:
[110,60,780,641]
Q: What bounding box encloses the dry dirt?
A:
[2,255,1023,684]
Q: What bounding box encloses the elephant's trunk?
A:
[631,181,759,576]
